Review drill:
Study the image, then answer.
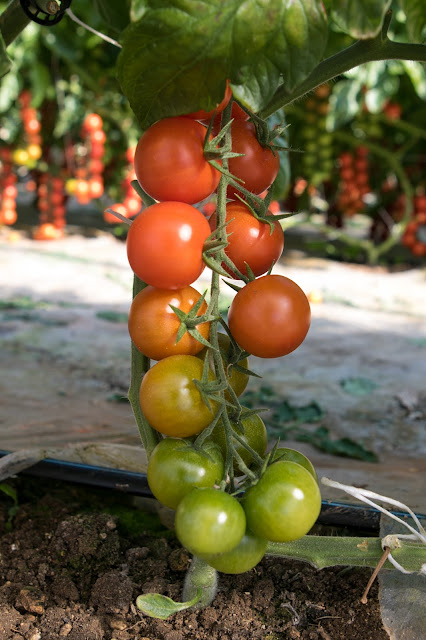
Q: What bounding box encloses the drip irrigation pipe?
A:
[1,450,424,532]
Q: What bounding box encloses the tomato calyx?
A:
[130,179,156,207]
[192,356,230,413]
[169,292,219,351]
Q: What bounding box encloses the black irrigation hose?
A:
[1,451,424,532]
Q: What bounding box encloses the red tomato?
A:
[128,285,210,360]
[209,201,284,279]
[228,275,311,358]
[134,117,220,204]
[126,201,210,289]
[227,121,280,199]
[83,113,103,132]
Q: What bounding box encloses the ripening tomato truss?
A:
[121,101,324,572]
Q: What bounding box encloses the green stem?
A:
[182,556,218,608]
[127,276,160,458]
[260,36,426,120]
[266,535,425,572]
[0,0,30,47]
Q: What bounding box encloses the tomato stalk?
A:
[265,535,424,572]
[127,276,161,457]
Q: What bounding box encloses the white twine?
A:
[66,8,122,49]
[321,477,426,575]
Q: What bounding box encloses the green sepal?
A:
[131,180,156,206]
[222,279,242,293]
[203,253,234,278]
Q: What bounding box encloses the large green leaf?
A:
[117,0,328,128]
[400,0,426,43]
[331,0,392,38]
[0,31,11,79]
[93,0,132,34]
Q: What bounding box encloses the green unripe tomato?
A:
[201,530,267,574]
[243,461,321,543]
[175,487,246,556]
[270,447,318,483]
[147,438,224,510]
[207,409,267,476]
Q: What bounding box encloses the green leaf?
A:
[330,0,392,38]
[0,32,11,79]
[268,109,290,200]
[28,61,52,109]
[340,376,378,396]
[296,426,378,462]
[0,483,18,505]
[136,589,201,619]
[93,0,132,34]
[117,0,328,128]
[400,0,426,43]
[327,77,364,129]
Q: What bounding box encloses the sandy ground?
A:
[1,228,425,512]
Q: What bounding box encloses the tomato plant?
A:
[126,202,211,289]
[147,438,224,510]
[243,460,322,542]
[139,355,218,438]
[227,120,280,200]
[134,117,220,204]
[228,275,311,358]
[128,285,210,361]
[209,201,284,278]
[175,487,246,556]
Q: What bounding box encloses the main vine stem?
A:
[259,12,426,120]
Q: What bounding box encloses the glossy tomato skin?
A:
[134,117,220,204]
[128,285,210,361]
[175,487,246,556]
[228,275,311,358]
[126,202,210,289]
[147,438,224,510]
[200,530,267,574]
[243,461,321,542]
[197,333,250,399]
[208,409,267,476]
[209,201,284,278]
[227,120,280,199]
[271,447,318,483]
[139,355,218,438]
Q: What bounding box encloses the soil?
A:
[0,477,388,640]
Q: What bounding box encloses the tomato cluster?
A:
[12,91,42,169]
[402,195,426,257]
[300,84,334,187]
[337,147,370,217]
[33,174,66,240]
[68,113,105,205]
[124,98,318,573]
[104,147,143,224]
[0,148,18,226]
